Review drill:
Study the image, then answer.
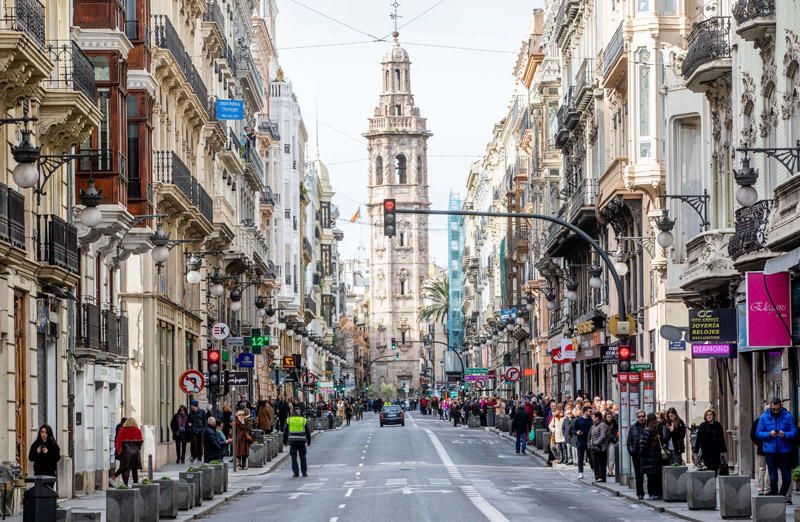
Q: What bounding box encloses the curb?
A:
[487,427,547,463]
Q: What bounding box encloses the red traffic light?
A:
[208,349,220,363]
[384,199,395,211]
[618,346,630,359]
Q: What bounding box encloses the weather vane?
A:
[390,1,402,35]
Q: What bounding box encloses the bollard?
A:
[23,476,58,522]
[147,454,153,482]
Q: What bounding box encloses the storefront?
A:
[574,316,607,399]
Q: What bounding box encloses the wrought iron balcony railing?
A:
[101,308,120,355]
[1,0,45,48]
[257,113,281,140]
[153,150,193,203]
[261,186,275,206]
[118,314,129,357]
[0,182,25,249]
[304,294,317,313]
[237,47,266,99]
[45,40,96,101]
[728,199,773,260]
[78,301,101,351]
[194,181,213,224]
[681,16,732,79]
[732,0,775,25]
[202,0,225,34]
[151,15,209,114]
[602,21,624,78]
[36,214,79,274]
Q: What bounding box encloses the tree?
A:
[380,383,397,400]
[418,275,449,325]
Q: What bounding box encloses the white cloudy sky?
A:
[272,0,540,264]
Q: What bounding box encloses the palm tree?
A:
[418,275,449,325]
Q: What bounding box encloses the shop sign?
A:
[691,343,737,359]
[551,338,576,364]
[576,316,603,335]
[618,372,629,383]
[640,370,656,382]
[688,308,737,343]
[601,344,618,365]
[668,340,686,351]
[523,368,536,377]
[630,362,651,372]
[747,271,792,348]
[627,372,641,384]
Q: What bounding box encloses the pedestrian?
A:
[284,407,312,478]
[693,408,727,474]
[604,411,618,477]
[756,397,797,502]
[420,397,428,416]
[628,410,648,499]
[187,399,206,463]
[203,417,229,463]
[639,412,665,500]
[29,424,60,484]
[589,411,610,482]
[170,405,190,464]
[479,398,487,427]
[512,401,530,454]
[751,404,770,495]
[235,410,253,469]
[256,399,274,434]
[571,406,593,479]
[112,417,143,487]
[452,400,462,427]
[443,398,450,420]
[549,408,565,463]
[663,407,687,465]
[562,408,575,465]
[277,396,290,432]
[345,402,353,425]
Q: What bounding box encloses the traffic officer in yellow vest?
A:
[283,408,312,477]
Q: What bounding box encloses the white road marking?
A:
[360,456,365,460]
[345,488,354,497]
[386,478,407,486]
[424,428,510,522]
[430,479,451,485]
[359,463,363,467]
[339,504,346,508]
[330,518,338,522]
[362,450,367,453]
[288,492,312,500]
[343,480,365,487]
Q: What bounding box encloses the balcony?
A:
[203,98,227,154]
[251,230,270,271]
[201,0,225,57]
[553,0,581,49]
[241,144,266,190]
[766,175,800,252]
[597,156,629,209]
[237,47,266,107]
[601,21,626,89]
[304,294,318,319]
[38,40,101,151]
[75,301,101,358]
[512,225,529,256]
[256,112,280,144]
[553,87,578,149]
[36,214,79,285]
[151,15,209,124]
[544,206,568,253]
[0,183,25,257]
[302,236,313,264]
[573,58,595,112]
[212,195,236,242]
[0,0,51,105]
[679,229,737,295]
[220,128,245,174]
[733,0,775,42]
[77,149,128,208]
[729,199,774,269]
[153,150,213,236]
[367,116,429,135]
[566,178,599,226]
[682,17,732,93]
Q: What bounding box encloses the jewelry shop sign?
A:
[688,308,737,343]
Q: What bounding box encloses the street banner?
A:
[688,308,737,343]
[560,338,576,360]
[747,271,792,348]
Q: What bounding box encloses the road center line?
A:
[423,428,509,522]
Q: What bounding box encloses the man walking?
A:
[284,408,312,478]
[187,399,206,464]
[571,406,593,480]
[512,401,531,455]
[756,398,797,503]
[627,410,647,499]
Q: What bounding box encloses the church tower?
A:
[365,32,431,396]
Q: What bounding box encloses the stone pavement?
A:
[488,426,799,522]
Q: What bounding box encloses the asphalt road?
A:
[200,412,678,522]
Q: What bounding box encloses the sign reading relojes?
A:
[688,308,736,343]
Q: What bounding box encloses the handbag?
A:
[529,431,536,443]
[658,435,670,462]
[718,455,730,476]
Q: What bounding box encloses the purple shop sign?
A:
[691,344,737,359]
[746,271,792,348]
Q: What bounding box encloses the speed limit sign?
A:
[504,366,521,382]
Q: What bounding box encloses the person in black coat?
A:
[29,424,61,479]
[203,417,229,463]
[187,400,206,463]
[512,403,531,454]
[662,407,687,465]
[693,409,727,474]
[571,406,594,479]
[170,405,190,464]
[639,413,664,500]
[628,410,647,499]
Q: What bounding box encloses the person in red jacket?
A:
[112,418,143,487]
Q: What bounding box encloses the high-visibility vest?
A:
[287,416,307,442]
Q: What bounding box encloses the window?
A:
[416,156,422,184]
[284,143,290,154]
[320,202,331,228]
[91,56,110,81]
[671,116,702,260]
[547,101,558,146]
[375,156,383,185]
[393,68,401,90]
[400,280,405,295]
[637,0,650,12]
[637,48,651,158]
[158,322,174,443]
[399,232,405,246]
[384,70,389,90]
[394,105,402,116]
[127,122,139,196]
[658,0,676,13]
[395,155,407,184]
[321,245,332,275]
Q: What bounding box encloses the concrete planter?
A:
[753,495,786,522]
[56,507,71,522]
[157,479,178,519]
[718,475,750,518]
[175,482,192,511]
[252,429,264,443]
[198,467,215,500]
[468,416,481,428]
[535,429,548,451]
[248,443,265,468]
[661,466,688,502]
[209,463,224,494]
[335,417,343,428]
[178,471,203,506]
[686,471,717,510]
[131,483,160,522]
[106,487,143,522]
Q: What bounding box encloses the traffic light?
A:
[391,337,397,350]
[208,346,221,396]
[383,199,396,237]
[394,353,400,361]
[618,345,631,372]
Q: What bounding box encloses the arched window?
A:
[765,81,777,195]
[416,155,422,183]
[384,70,389,90]
[637,48,651,158]
[375,156,383,185]
[395,155,407,184]
[393,68,401,90]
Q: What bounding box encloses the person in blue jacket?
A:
[756,397,797,502]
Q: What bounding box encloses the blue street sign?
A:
[668,340,686,351]
[216,99,244,120]
[499,307,517,322]
[236,352,255,368]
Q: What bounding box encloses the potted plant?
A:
[792,466,800,491]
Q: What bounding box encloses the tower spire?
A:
[390,1,401,37]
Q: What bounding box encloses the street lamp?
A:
[734,141,800,206]
[150,224,170,264]
[79,177,103,228]
[612,248,629,277]
[186,255,202,285]
[565,277,578,302]
[588,265,603,289]
[255,295,267,317]
[229,287,242,313]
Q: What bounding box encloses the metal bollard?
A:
[22,476,57,522]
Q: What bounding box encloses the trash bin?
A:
[23,476,57,522]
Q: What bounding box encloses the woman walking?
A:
[112,418,143,487]
[549,408,566,463]
[639,412,665,500]
[234,410,252,469]
[663,407,687,465]
[29,424,61,484]
[604,411,619,477]
[694,409,727,474]
[170,405,190,464]
[589,411,610,482]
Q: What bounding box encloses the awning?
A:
[764,245,800,274]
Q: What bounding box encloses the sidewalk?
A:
[6,430,322,522]
[487,426,798,522]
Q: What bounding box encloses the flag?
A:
[350,207,360,223]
